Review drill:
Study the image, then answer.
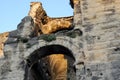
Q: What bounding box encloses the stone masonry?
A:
[0,0,120,80]
[74,0,120,80]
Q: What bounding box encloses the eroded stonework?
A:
[0,0,120,80]
[28,2,73,35]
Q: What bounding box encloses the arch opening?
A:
[24,44,76,80]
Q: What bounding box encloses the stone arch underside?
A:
[25,45,76,80]
[23,37,80,80]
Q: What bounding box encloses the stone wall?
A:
[0,0,120,80]
[74,0,120,80]
[0,14,82,80]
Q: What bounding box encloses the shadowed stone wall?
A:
[0,15,82,80]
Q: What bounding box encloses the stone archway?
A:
[24,44,76,80]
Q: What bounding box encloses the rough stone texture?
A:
[74,0,120,80]
[28,2,73,35]
[17,16,35,38]
[45,54,67,80]
[0,32,9,58]
[28,2,48,35]
[0,0,120,80]
[41,17,73,34]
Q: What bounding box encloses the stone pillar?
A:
[73,1,86,80]
[74,0,82,29]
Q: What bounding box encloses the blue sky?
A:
[0,0,73,33]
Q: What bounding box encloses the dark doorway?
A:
[24,44,76,80]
